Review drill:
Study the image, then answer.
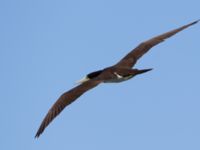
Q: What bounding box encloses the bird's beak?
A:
[75,76,90,84]
[137,68,153,74]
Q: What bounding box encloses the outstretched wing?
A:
[35,79,102,138]
[115,20,199,68]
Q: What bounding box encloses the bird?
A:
[35,20,199,138]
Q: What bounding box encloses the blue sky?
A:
[0,0,200,149]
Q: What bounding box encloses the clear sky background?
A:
[0,0,200,149]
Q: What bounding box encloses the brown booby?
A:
[35,20,199,138]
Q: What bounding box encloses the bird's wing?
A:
[115,20,199,68]
[35,79,102,138]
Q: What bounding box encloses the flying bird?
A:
[35,20,199,138]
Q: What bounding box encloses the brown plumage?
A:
[115,20,199,68]
[35,20,199,138]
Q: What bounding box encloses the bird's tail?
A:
[137,68,153,74]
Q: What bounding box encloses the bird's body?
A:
[84,67,152,83]
[35,20,199,138]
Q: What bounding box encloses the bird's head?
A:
[76,70,103,84]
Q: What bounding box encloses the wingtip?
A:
[34,133,40,139]
[35,136,38,139]
[195,19,200,23]
[35,128,43,139]
[181,19,200,30]
[190,19,200,25]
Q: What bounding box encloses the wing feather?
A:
[35,79,102,138]
[115,20,199,68]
